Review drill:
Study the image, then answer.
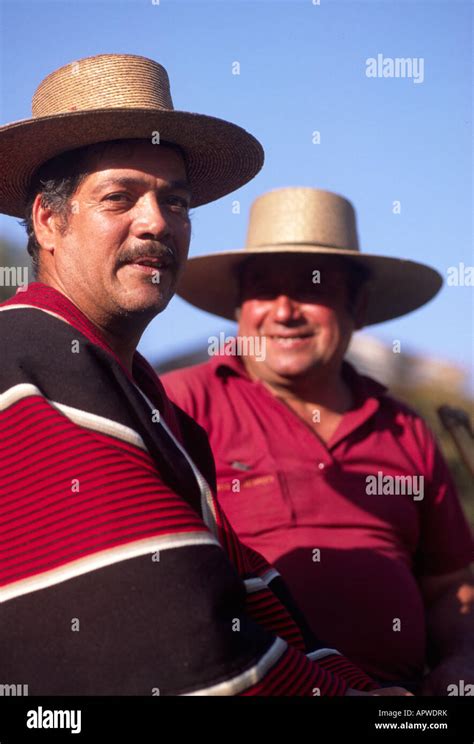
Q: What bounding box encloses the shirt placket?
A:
[251,376,382,477]
[253,380,337,475]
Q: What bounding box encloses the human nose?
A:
[130,194,172,240]
[271,294,302,322]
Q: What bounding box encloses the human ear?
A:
[32,194,62,253]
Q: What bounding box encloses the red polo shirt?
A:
[162,355,473,683]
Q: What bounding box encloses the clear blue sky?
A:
[0,0,472,389]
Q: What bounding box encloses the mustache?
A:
[118,242,179,268]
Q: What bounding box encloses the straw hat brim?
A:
[176,246,443,326]
[0,108,264,217]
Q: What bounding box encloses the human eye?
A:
[104,192,131,202]
[165,194,190,212]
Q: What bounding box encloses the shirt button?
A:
[317,462,325,470]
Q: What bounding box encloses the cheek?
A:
[304,304,338,327]
[305,304,353,341]
[166,218,191,268]
[177,221,191,255]
[238,301,269,331]
[71,213,121,248]
[66,219,123,277]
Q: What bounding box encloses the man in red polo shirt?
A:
[163,187,474,694]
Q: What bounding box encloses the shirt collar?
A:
[210,345,388,446]
[341,358,387,404]
[211,344,387,400]
[212,348,248,378]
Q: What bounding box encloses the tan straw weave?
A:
[177,187,443,326]
[0,53,264,216]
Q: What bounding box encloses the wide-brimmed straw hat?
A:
[177,187,442,325]
[0,53,264,217]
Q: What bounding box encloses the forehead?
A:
[240,254,350,283]
[83,140,187,183]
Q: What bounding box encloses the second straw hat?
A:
[177,187,442,325]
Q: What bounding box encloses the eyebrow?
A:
[91,176,191,196]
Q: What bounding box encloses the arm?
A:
[419,566,474,695]
[236,534,382,692]
[408,414,474,694]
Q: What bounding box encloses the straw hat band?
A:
[32,55,173,116]
[242,243,361,254]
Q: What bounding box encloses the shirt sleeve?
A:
[413,416,473,576]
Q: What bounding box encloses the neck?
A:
[91,319,141,376]
[38,274,143,376]
[245,360,352,414]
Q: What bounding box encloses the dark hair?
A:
[236,254,372,316]
[20,138,186,278]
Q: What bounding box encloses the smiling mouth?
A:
[268,334,314,347]
[123,257,175,275]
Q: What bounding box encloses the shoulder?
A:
[162,359,216,384]
[349,362,433,438]
[161,360,217,402]
[161,358,240,424]
[0,301,87,380]
[375,392,449,481]
[378,391,423,421]
[349,360,440,459]
[378,392,434,435]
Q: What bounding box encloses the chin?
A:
[266,354,312,377]
[119,288,172,315]
[270,363,311,379]
[118,270,176,305]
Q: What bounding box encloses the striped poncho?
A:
[0,282,376,696]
